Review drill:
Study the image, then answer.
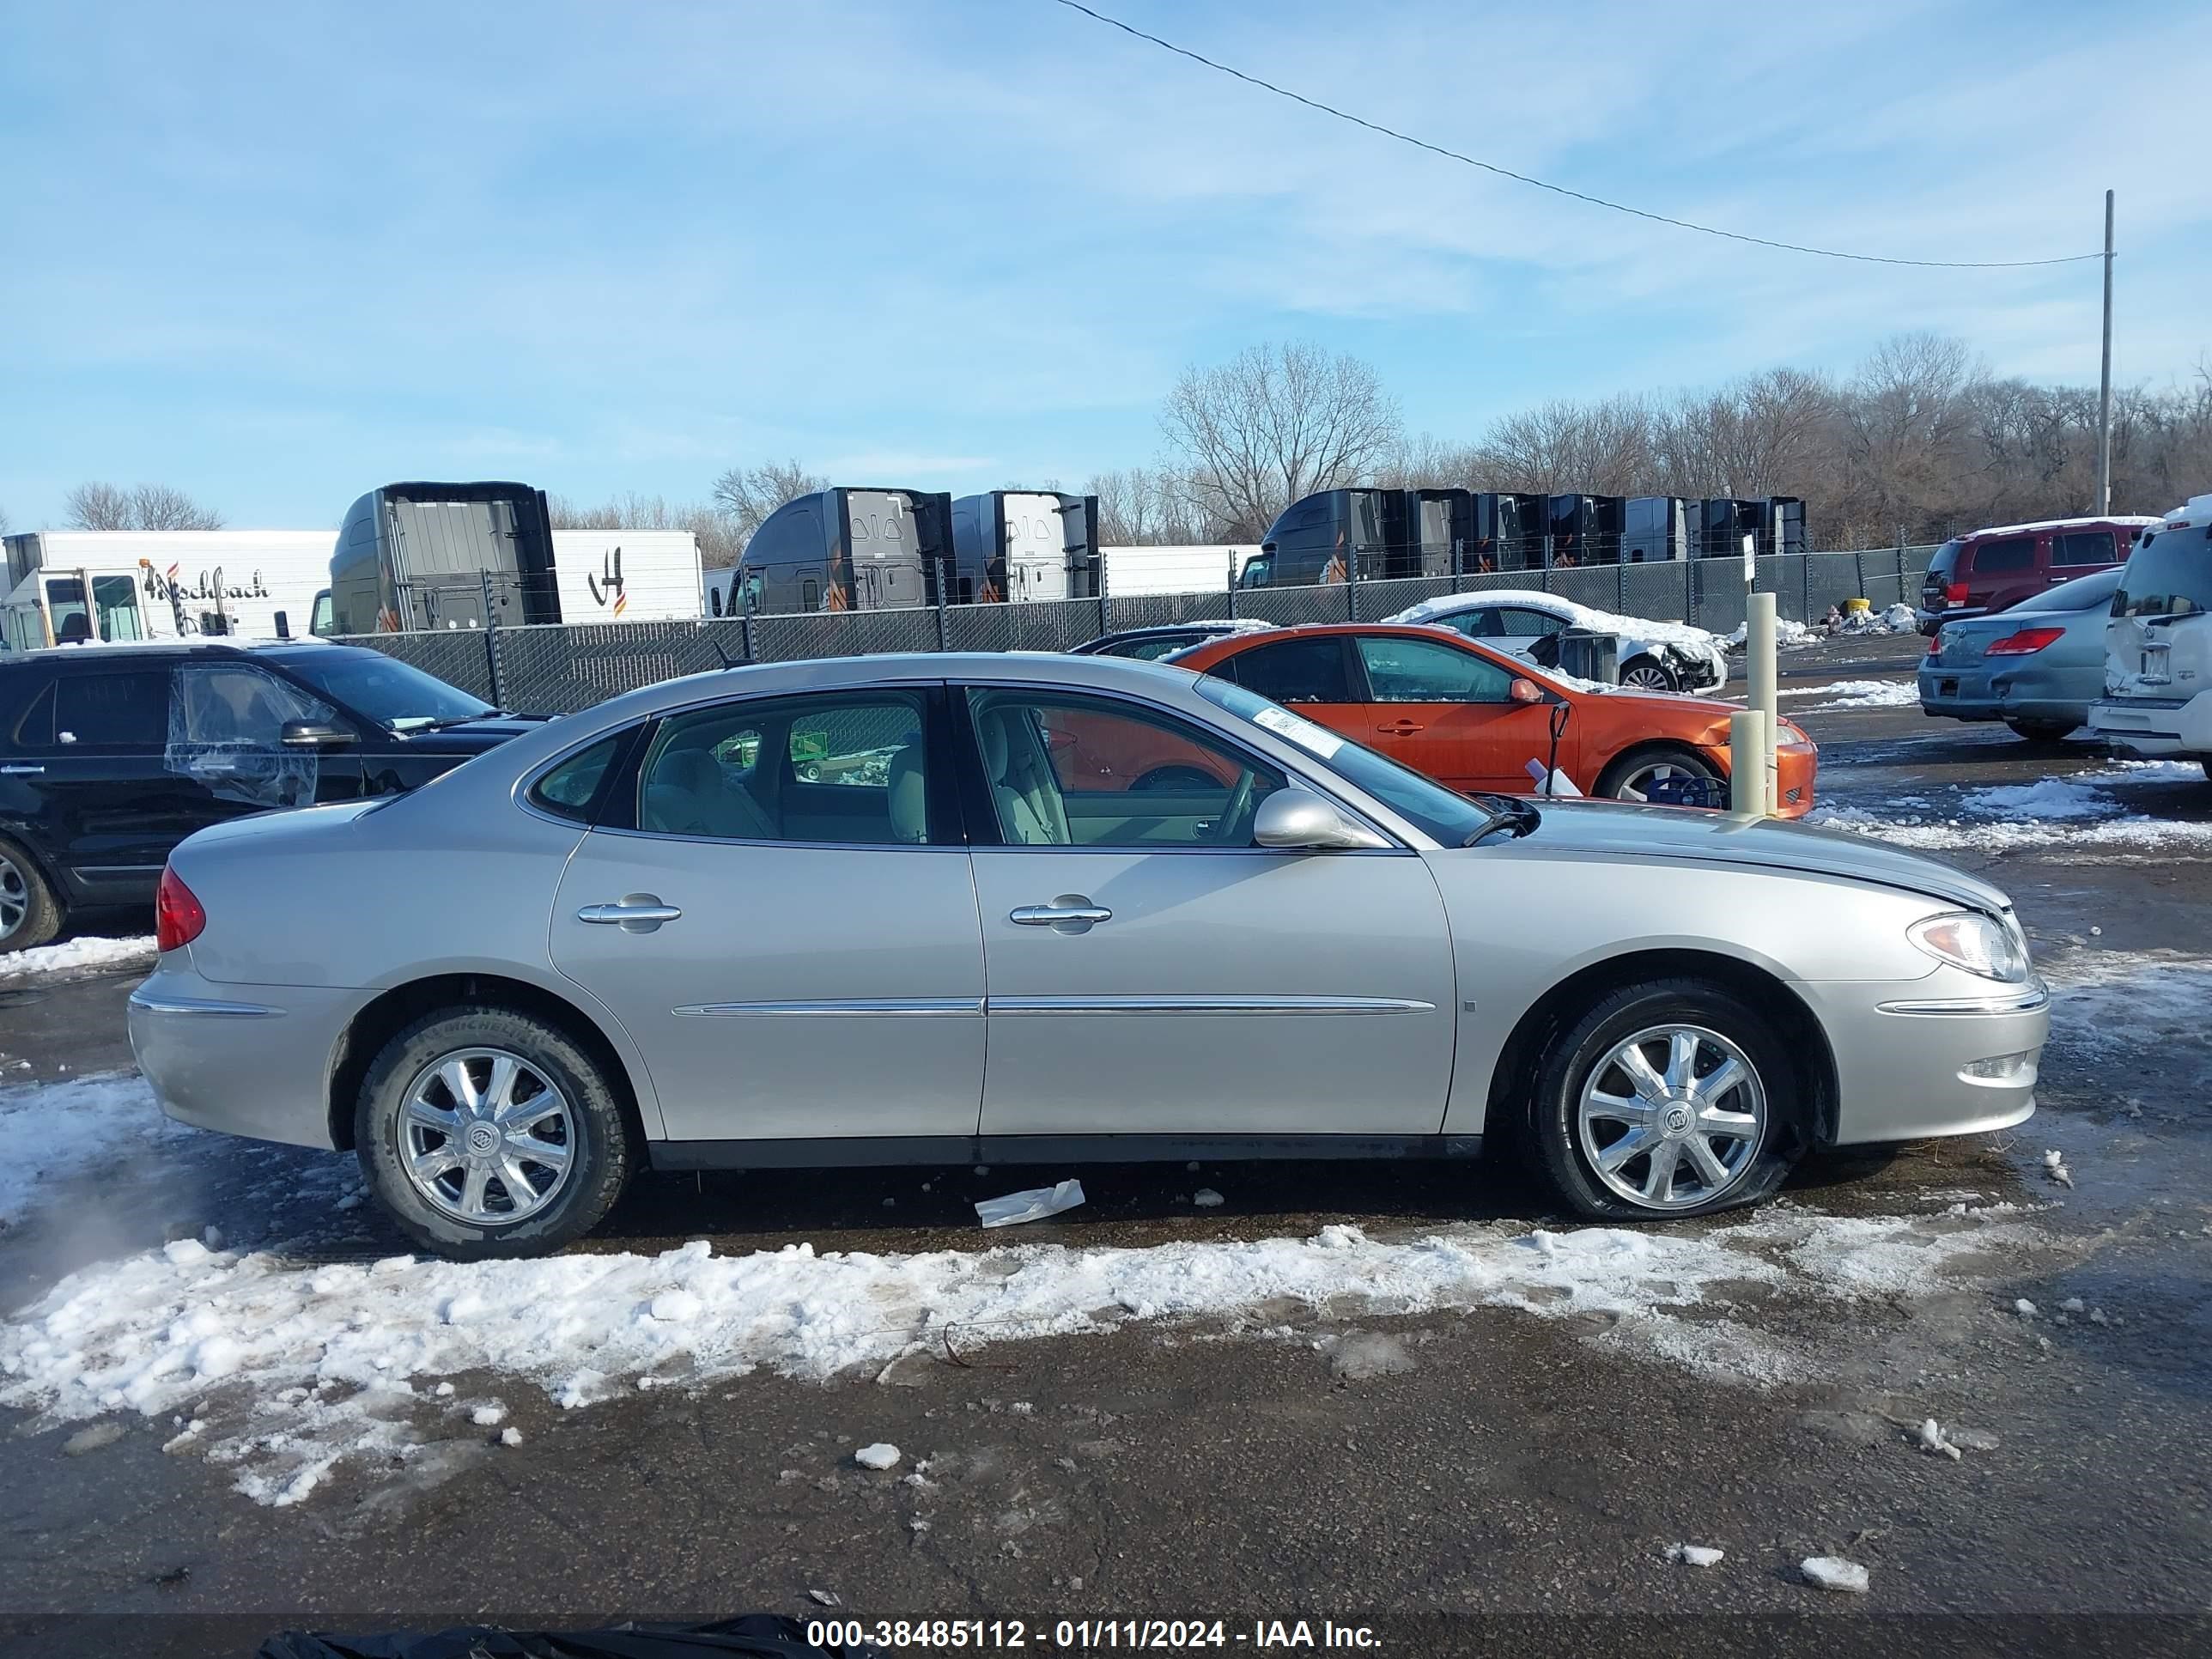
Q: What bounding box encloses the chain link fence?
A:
[336,545,1940,715]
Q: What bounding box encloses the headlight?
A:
[1908,911,2029,982]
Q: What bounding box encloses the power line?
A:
[1049,0,2102,271]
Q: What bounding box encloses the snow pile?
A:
[854,1443,902,1470]
[0,935,157,982]
[1780,678,1920,710]
[1833,603,1920,635]
[1667,1543,1725,1567]
[1727,617,1819,648]
[1802,1556,1870,1594]
[1808,759,2212,853]
[0,1073,183,1224]
[0,1206,2051,1508]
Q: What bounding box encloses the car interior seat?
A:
[643,733,775,839]
[978,707,1070,845]
[885,731,927,843]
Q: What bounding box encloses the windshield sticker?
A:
[1251,703,1345,759]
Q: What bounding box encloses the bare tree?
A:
[64,481,224,532]
[1087,465,1208,544]
[1161,343,1402,538]
[709,459,829,548]
[550,490,742,566]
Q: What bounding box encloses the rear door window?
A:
[1219,636,1352,703]
[1967,536,2036,574]
[2051,530,2117,568]
[52,670,170,750]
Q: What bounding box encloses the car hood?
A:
[386,714,555,751]
[1484,797,2012,911]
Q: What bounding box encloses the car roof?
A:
[1,638,364,668]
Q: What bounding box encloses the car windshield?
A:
[275,650,495,730]
[2113,526,2212,620]
[1194,674,1495,845]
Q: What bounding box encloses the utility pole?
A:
[2096,189,2114,515]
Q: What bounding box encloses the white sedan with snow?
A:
[1385,590,1729,694]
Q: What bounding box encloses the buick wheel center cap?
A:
[1662,1104,1693,1137]
[466,1123,500,1156]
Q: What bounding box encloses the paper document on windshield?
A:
[1251,704,1344,759]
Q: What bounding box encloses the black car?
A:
[1069,621,1273,660]
[0,640,549,950]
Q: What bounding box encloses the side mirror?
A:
[1253,787,1389,851]
[281,720,355,750]
[1510,678,1547,705]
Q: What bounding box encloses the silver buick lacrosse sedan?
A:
[130,653,2045,1258]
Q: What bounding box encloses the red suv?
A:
[1917,515,2157,634]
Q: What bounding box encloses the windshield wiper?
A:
[1461,793,1542,846]
[400,710,506,733]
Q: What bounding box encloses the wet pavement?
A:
[4,632,2211,1656]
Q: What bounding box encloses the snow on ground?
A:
[1779,678,1922,711]
[0,1178,2051,1507]
[0,935,156,982]
[0,1073,185,1224]
[1810,760,2210,853]
[2038,949,2212,1062]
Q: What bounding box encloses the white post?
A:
[1729,710,1769,820]
[1747,591,1779,817]
[2096,189,2114,515]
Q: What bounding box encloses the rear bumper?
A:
[1802,975,2047,1145]
[1917,667,2088,728]
[128,959,362,1150]
[2089,693,2210,759]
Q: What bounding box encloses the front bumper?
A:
[128,960,366,1150]
[1800,975,2047,1145]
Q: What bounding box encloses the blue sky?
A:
[3,0,2207,530]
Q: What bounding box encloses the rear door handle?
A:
[0,764,43,775]
[577,895,684,933]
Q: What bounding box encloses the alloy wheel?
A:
[1576,1023,1765,1210]
[0,854,25,938]
[1620,662,1674,691]
[1611,758,1715,803]
[398,1048,576,1225]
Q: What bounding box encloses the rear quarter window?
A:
[0,672,53,752]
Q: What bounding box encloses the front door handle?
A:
[1010,897,1113,933]
[0,763,43,775]
[1378,720,1425,735]
[577,895,684,933]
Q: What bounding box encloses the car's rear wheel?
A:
[1530,979,1801,1220]
[356,1006,634,1259]
[2005,719,2075,743]
[1619,654,1679,693]
[0,837,64,953]
[1595,745,1721,805]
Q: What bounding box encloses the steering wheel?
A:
[1208,768,1258,844]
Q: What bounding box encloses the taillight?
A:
[155,866,205,952]
[1987,627,2065,656]
[1944,581,1970,604]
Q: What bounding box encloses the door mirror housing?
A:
[1510,677,1547,705]
[1252,787,1389,851]
[281,720,355,749]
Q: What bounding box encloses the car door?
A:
[168,659,363,817]
[14,663,206,907]
[1348,634,1573,793]
[548,684,987,1144]
[962,684,1455,1137]
[2047,526,2120,589]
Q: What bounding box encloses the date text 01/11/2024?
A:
[804,1619,1382,1650]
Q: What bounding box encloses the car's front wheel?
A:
[1619,654,1679,693]
[356,1006,634,1259]
[1530,979,1801,1219]
[1595,744,1721,805]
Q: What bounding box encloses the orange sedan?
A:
[1170,623,1816,815]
